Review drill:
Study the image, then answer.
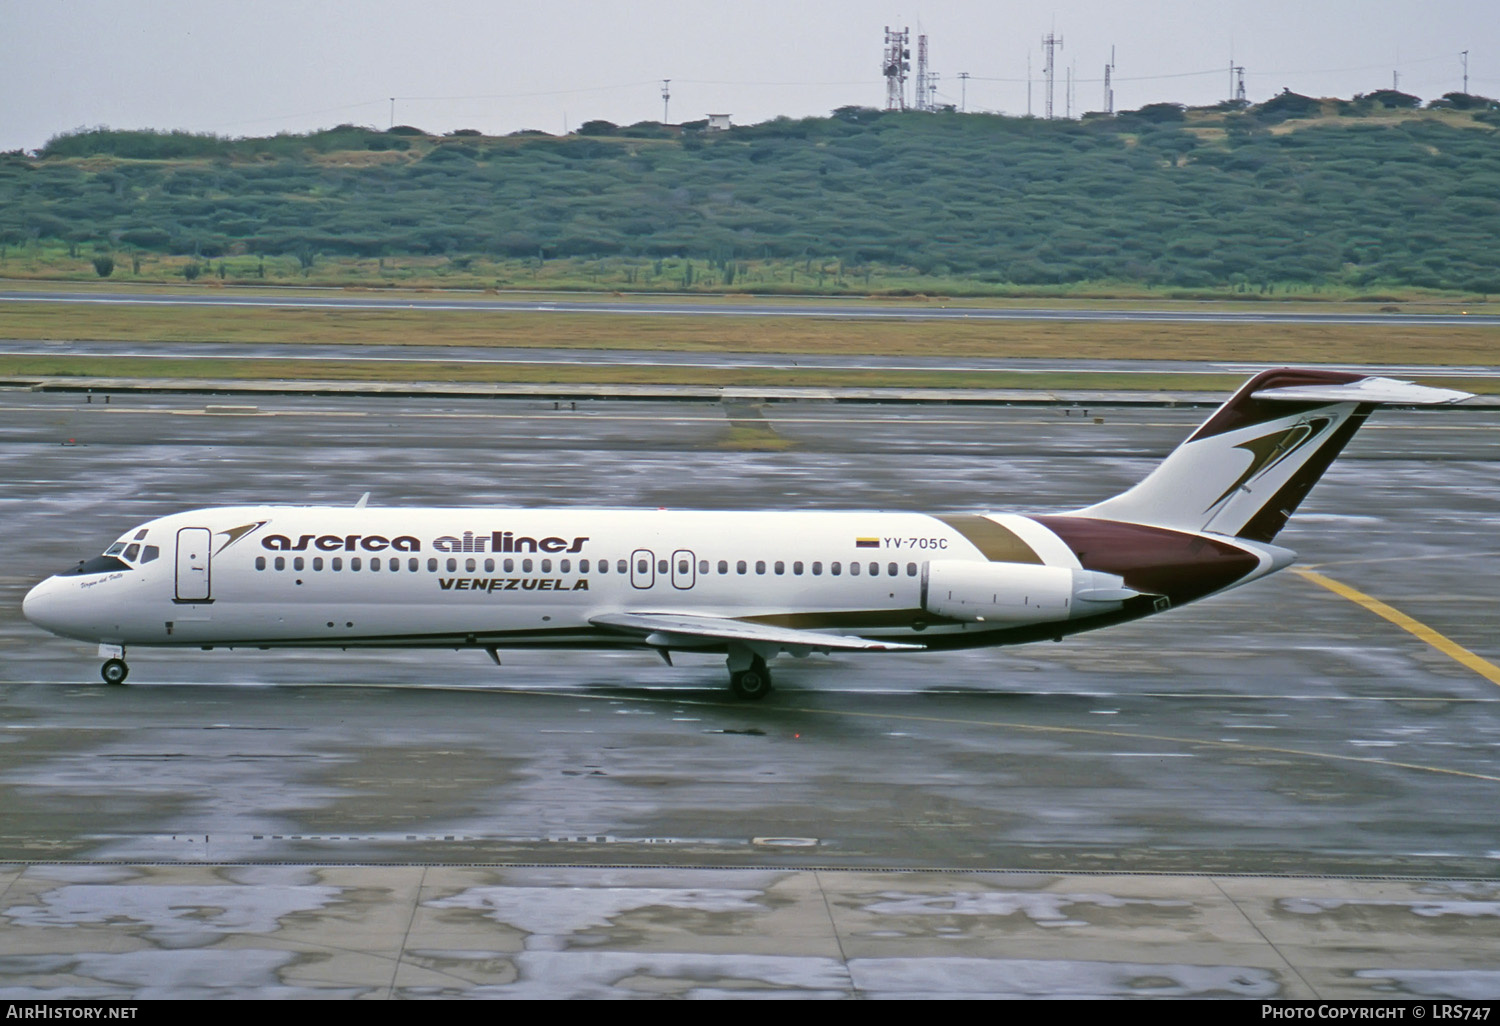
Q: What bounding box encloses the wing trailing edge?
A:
[589,612,924,653]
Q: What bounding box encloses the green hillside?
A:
[4,93,1498,295]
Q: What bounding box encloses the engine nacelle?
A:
[922,560,1138,623]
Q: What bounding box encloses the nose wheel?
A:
[101,658,129,685]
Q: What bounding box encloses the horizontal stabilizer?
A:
[590,612,923,652]
[1253,376,1472,405]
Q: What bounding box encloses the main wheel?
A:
[729,658,772,700]
[101,658,129,686]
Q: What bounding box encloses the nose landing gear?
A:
[99,645,128,685]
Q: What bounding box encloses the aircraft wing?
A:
[589,612,924,653]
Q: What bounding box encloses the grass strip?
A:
[2,355,1494,395]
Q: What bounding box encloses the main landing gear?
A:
[727,651,773,701]
[99,645,128,685]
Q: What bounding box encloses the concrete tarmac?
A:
[1,390,1498,998]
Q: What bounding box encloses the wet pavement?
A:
[3,865,1499,998]
[1,389,1497,996]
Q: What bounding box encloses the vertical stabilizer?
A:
[1076,369,1470,542]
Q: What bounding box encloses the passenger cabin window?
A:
[755,560,766,575]
[616,559,627,573]
[293,557,305,571]
[774,560,784,575]
[888,563,898,576]
[332,557,343,571]
[351,557,363,571]
[907,562,917,576]
[812,562,822,576]
[523,559,534,573]
[428,558,438,572]
[274,556,285,571]
[793,561,804,575]
[313,557,324,571]
[541,559,552,572]
[831,562,841,576]
[717,560,728,574]
[484,558,495,573]
[255,556,266,570]
[698,559,708,574]
[737,560,747,575]
[850,562,861,576]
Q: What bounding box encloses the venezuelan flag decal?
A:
[855,537,880,548]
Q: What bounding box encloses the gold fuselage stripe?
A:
[933,513,1043,564]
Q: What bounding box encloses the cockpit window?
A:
[123,544,140,561]
[141,545,159,564]
[59,555,132,577]
[105,543,127,556]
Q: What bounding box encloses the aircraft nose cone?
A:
[22,577,67,635]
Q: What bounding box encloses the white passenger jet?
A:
[23,368,1472,699]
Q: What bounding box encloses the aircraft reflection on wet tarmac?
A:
[1,391,1497,997]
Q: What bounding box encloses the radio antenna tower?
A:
[661,79,671,123]
[1228,63,1246,104]
[883,26,910,110]
[1042,33,1063,119]
[1104,47,1115,114]
[915,33,929,111]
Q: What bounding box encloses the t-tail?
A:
[1075,368,1471,542]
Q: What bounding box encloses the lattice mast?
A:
[1042,33,1063,119]
[915,33,929,111]
[1104,46,1115,114]
[884,26,910,110]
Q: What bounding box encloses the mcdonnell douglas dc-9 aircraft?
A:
[23,368,1472,699]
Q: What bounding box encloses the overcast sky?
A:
[5,0,1496,151]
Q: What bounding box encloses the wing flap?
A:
[589,612,923,652]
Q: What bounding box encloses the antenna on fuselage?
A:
[354,492,370,508]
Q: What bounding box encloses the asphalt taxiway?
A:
[5,287,1498,326]
[1,390,1497,997]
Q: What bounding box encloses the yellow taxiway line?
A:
[1293,568,1500,688]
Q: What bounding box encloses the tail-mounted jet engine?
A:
[921,560,1139,623]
